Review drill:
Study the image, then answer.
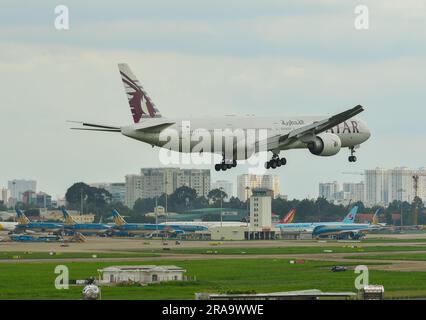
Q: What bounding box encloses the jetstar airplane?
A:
[61,208,111,235]
[111,210,185,236]
[275,206,358,231]
[69,64,371,171]
[14,209,63,234]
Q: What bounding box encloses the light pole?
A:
[397,188,406,231]
[220,187,224,228]
[245,186,250,221]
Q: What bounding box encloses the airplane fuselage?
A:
[121,116,370,159]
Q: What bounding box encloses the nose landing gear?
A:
[348,146,357,162]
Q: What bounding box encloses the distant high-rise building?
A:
[176,169,210,198]
[90,182,126,204]
[342,182,365,203]
[125,174,144,208]
[0,188,9,204]
[8,179,36,201]
[36,192,52,208]
[237,174,280,201]
[211,180,234,199]
[388,167,415,203]
[318,181,340,201]
[125,168,211,208]
[22,190,37,206]
[364,168,390,206]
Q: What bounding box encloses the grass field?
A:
[135,245,426,255]
[345,253,426,261]
[1,258,426,300]
[0,251,158,260]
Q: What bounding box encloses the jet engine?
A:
[307,133,341,156]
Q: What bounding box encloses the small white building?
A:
[98,265,186,284]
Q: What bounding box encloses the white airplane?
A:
[70,64,371,170]
[0,221,18,232]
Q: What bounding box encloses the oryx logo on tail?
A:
[118,63,162,123]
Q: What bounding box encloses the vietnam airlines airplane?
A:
[14,209,63,234]
[275,206,358,232]
[0,221,17,232]
[69,64,371,171]
[61,208,111,235]
[111,210,184,236]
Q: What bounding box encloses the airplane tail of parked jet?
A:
[118,63,162,122]
[16,209,30,225]
[342,206,358,223]
[372,209,380,225]
[278,208,296,224]
[61,208,77,225]
[112,210,127,226]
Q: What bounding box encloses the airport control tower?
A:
[247,188,274,240]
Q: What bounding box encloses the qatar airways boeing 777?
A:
[70,64,371,171]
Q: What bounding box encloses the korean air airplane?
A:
[61,208,111,235]
[70,64,371,171]
[312,209,385,240]
[111,210,185,236]
[14,209,63,234]
[275,206,358,232]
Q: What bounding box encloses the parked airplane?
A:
[274,208,296,225]
[0,221,18,232]
[160,221,248,228]
[14,209,63,234]
[61,208,111,235]
[275,206,358,231]
[70,64,370,171]
[111,210,184,236]
[313,209,385,240]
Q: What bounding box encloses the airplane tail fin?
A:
[342,206,358,223]
[372,209,380,225]
[280,208,296,224]
[112,209,127,226]
[61,208,76,225]
[118,63,162,123]
[16,209,30,225]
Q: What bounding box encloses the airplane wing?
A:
[255,105,364,151]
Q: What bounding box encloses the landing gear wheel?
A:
[270,160,277,169]
[265,161,271,169]
[221,163,227,171]
[348,146,357,162]
[227,164,232,169]
[232,160,237,167]
[215,164,221,171]
[280,158,287,166]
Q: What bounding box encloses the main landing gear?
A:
[215,157,237,171]
[265,153,286,169]
[348,146,357,162]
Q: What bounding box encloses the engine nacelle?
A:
[307,133,341,156]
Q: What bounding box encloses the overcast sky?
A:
[1,1,425,199]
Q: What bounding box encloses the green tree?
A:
[207,188,228,205]
[65,182,112,221]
